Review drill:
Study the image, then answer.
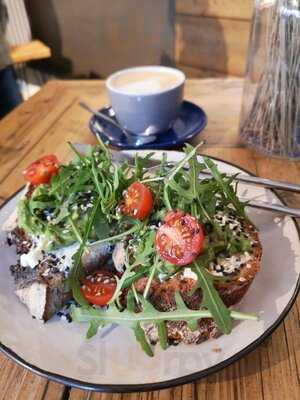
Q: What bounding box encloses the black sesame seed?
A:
[66,314,72,323]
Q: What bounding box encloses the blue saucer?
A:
[89,100,207,149]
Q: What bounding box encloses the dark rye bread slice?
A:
[135,220,262,345]
[8,227,111,321]
[8,228,71,321]
[10,262,71,322]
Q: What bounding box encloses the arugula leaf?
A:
[122,266,149,288]
[156,321,168,350]
[93,212,111,240]
[110,228,156,292]
[174,292,198,332]
[137,295,168,350]
[203,156,246,217]
[86,320,103,339]
[88,224,140,248]
[163,142,203,210]
[68,195,104,307]
[134,230,155,265]
[126,291,154,356]
[143,255,161,299]
[71,293,257,356]
[133,323,154,357]
[69,250,90,307]
[192,261,232,334]
[72,297,258,325]
[108,253,136,304]
[134,153,155,181]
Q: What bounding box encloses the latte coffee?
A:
[110,69,183,95]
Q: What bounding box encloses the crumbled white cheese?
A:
[51,242,80,272]
[182,268,198,281]
[214,211,242,235]
[20,235,79,272]
[20,249,43,269]
[209,252,252,277]
[20,236,50,269]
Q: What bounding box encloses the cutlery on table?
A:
[79,101,156,146]
[72,144,300,218]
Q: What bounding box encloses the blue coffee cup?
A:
[106,66,185,136]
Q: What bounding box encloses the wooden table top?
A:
[0,78,299,400]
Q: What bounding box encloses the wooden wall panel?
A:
[26,0,175,78]
[177,64,226,78]
[175,15,251,76]
[176,0,253,20]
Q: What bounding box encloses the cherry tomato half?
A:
[81,271,116,306]
[155,210,205,266]
[120,181,153,220]
[23,155,59,185]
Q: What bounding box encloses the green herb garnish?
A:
[71,292,258,356]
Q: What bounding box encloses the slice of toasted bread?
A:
[8,228,71,321]
[141,219,262,345]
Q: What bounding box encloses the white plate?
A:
[0,151,299,392]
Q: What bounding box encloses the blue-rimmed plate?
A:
[89,101,207,149]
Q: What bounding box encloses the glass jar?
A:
[239,0,300,159]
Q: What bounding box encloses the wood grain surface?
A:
[177,64,227,78]
[175,0,253,77]
[176,0,253,20]
[175,15,251,76]
[0,79,299,400]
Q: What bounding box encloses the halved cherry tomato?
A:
[23,155,59,185]
[155,210,204,266]
[81,271,116,306]
[120,181,153,220]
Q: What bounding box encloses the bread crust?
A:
[214,221,262,306]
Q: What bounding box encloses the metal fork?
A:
[73,144,300,218]
[111,151,300,218]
